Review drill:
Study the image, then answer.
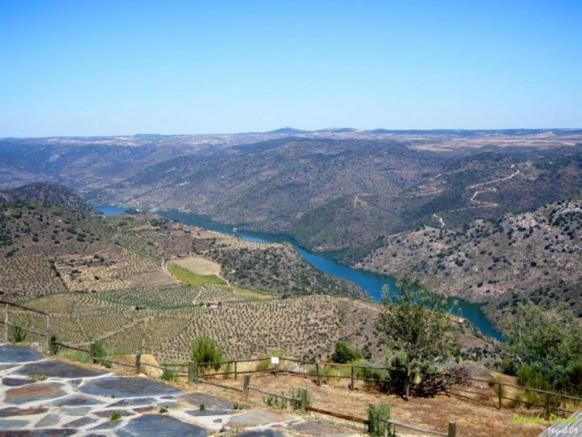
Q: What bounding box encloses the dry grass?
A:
[171,256,221,276]
[203,373,548,437]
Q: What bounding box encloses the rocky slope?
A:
[357,200,582,324]
[0,183,96,216]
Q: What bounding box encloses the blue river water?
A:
[97,205,503,340]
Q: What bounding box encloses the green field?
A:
[167,263,226,286]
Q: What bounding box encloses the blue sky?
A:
[1,1,581,136]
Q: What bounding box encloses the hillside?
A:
[0,186,494,364]
[1,131,581,264]
[357,199,582,325]
[0,197,362,301]
[0,182,96,216]
[91,140,581,261]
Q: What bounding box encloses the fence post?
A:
[135,352,141,375]
[4,304,8,342]
[188,362,198,384]
[544,392,550,421]
[45,315,52,352]
[234,361,238,380]
[497,382,502,409]
[350,365,355,390]
[49,335,58,355]
[448,420,456,437]
[89,343,96,364]
[315,362,321,386]
[300,388,308,412]
[243,375,251,397]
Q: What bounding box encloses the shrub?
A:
[367,403,394,436]
[263,393,288,409]
[9,323,28,343]
[110,411,121,421]
[191,336,224,371]
[161,367,177,382]
[289,387,312,410]
[92,341,111,368]
[489,376,507,400]
[93,340,108,359]
[516,365,552,391]
[330,341,361,364]
[256,351,282,372]
[501,304,582,394]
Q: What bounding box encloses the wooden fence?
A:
[2,299,581,431]
[175,356,581,420]
[0,299,52,351]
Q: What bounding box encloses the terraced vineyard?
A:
[0,253,67,298]
[89,285,251,309]
[19,286,378,363]
[156,295,348,362]
[55,247,174,292]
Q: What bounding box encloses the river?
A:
[97,205,503,340]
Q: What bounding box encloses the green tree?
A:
[191,335,224,371]
[330,341,362,364]
[501,304,582,393]
[376,275,456,399]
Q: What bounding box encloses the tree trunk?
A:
[404,365,411,400]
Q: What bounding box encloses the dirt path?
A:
[468,166,520,207]
[433,213,446,228]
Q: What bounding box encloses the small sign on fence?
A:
[271,356,279,365]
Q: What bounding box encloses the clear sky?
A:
[1,1,581,136]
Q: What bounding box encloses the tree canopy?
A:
[501,303,582,393]
[376,275,457,398]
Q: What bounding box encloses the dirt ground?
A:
[99,355,553,436]
[189,372,548,437]
[171,256,222,276]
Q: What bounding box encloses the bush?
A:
[256,351,282,372]
[191,336,224,371]
[562,359,582,394]
[161,367,177,382]
[367,402,394,436]
[92,340,111,368]
[330,341,361,364]
[289,387,312,410]
[516,365,552,391]
[9,323,28,343]
[489,376,507,400]
[501,304,582,394]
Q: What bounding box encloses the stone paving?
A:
[0,344,360,436]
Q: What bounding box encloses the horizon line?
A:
[2,126,582,140]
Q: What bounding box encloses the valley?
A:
[1,129,581,333]
[0,185,496,367]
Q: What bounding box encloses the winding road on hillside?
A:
[433,213,446,228]
[468,166,520,207]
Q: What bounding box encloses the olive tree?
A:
[376,275,456,399]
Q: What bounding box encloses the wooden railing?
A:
[2,302,580,432]
[0,299,52,351]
